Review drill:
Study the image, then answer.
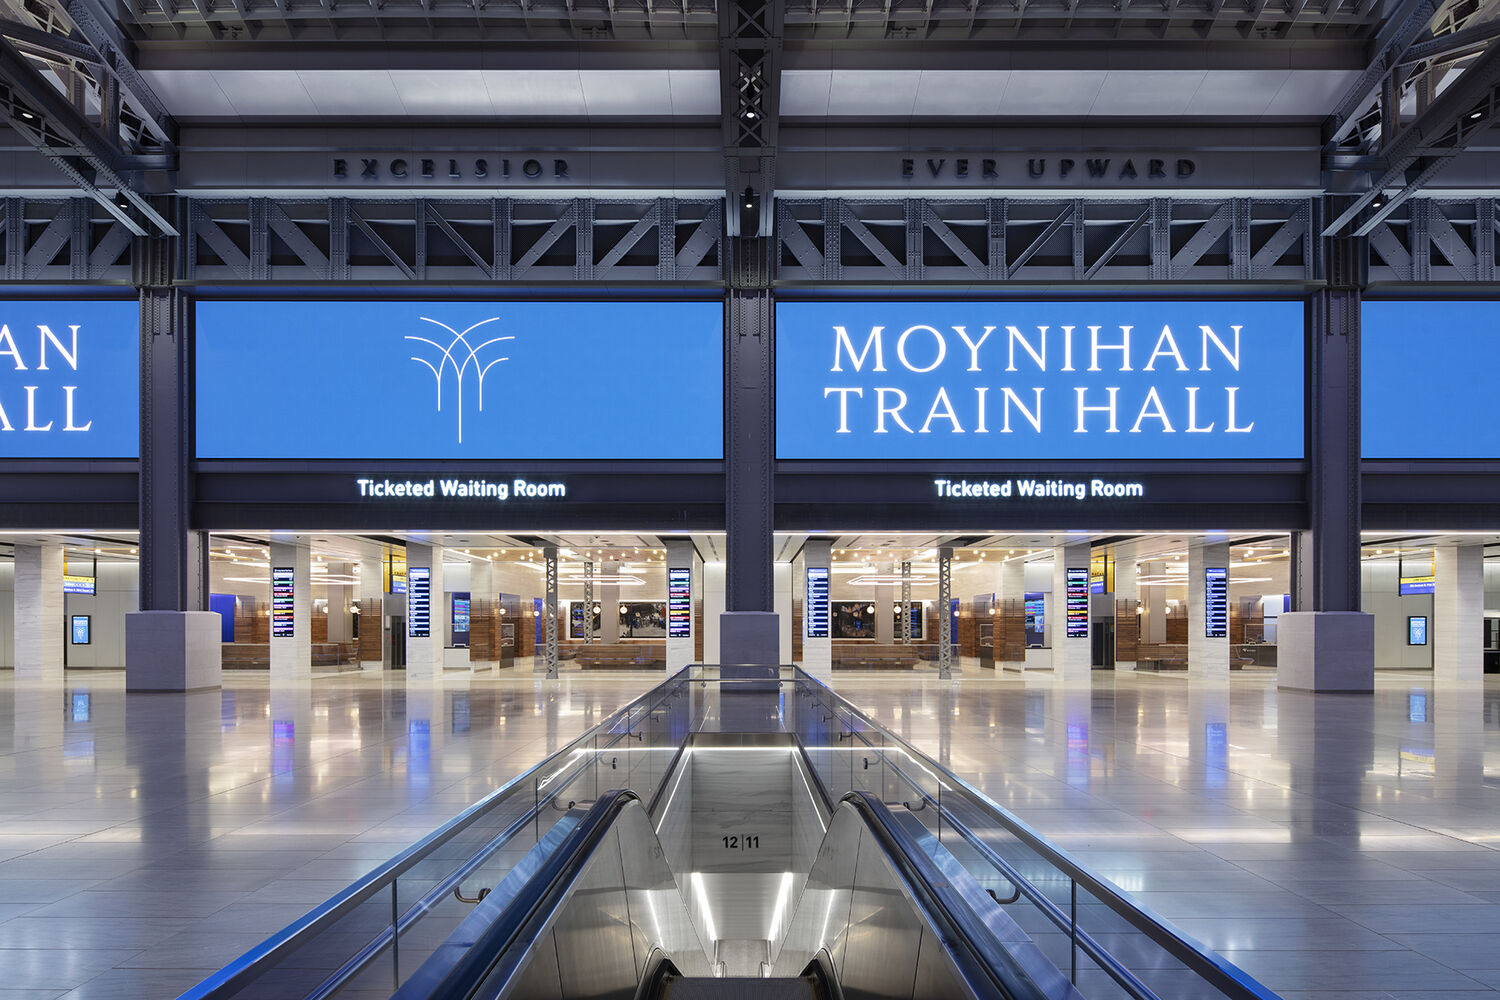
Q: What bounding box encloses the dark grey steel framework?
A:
[3,189,1500,627]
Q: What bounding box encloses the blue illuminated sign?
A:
[196,300,723,459]
[1408,616,1428,646]
[0,300,137,457]
[776,301,1304,459]
[1364,301,1500,458]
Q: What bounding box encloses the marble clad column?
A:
[1189,539,1231,678]
[999,555,1025,671]
[1434,544,1483,685]
[874,562,896,644]
[14,542,64,680]
[1114,543,1139,671]
[268,539,311,682]
[326,562,353,643]
[469,557,496,670]
[1049,542,1091,683]
[601,561,621,644]
[666,540,696,671]
[359,552,385,670]
[404,542,445,681]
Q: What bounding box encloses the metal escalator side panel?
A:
[463,797,708,1000]
[887,813,1083,1000]
[771,805,863,984]
[393,812,586,999]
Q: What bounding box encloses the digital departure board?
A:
[1205,567,1228,638]
[1065,568,1089,639]
[806,567,830,638]
[271,567,295,638]
[668,568,692,638]
[408,567,431,638]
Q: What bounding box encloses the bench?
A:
[832,643,939,670]
[573,643,666,670]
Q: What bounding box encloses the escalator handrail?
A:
[421,789,644,1000]
[797,670,1283,1000]
[176,671,691,1000]
[839,791,1052,1000]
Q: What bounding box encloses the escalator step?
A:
[660,976,817,999]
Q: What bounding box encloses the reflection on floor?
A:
[0,663,1497,999]
[843,662,1500,1000]
[0,668,662,999]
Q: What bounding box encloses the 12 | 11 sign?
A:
[776,300,1304,460]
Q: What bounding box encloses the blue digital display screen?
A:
[195,300,723,459]
[0,300,138,457]
[1408,616,1428,646]
[1364,301,1500,457]
[776,300,1304,459]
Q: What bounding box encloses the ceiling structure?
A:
[0,0,1495,237]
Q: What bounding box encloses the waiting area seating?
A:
[831,642,940,669]
[221,642,358,669]
[571,642,666,669]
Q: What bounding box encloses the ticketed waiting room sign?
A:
[776,300,1304,459]
[195,300,724,459]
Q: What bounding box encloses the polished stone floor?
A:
[0,668,662,999]
[843,666,1500,1000]
[0,664,1497,999]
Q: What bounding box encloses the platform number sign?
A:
[1205,567,1228,638]
[272,568,295,638]
[1065,568,1089,639]
[408,567,431,638]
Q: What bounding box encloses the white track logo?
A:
[406,317,514,443]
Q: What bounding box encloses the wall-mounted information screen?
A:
[70,615,90,645]
[62,575,95,595]
[1205,567,1228,638]
[777,300,1304,459]
[1408,615,1428,645]
[407,567,431,638]
[271,567,295,638]
[1065,568,1090,639]
[806,567,830,638]
[668,568,692,638]
[197,300,723,459]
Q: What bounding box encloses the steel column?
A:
[938,548,953,680]
[1295,286,1363,613]
[544,546,559,678]
[725,254,773,613]
[137,226,201,611]
[900,561,912,645]
[582,559,594,645]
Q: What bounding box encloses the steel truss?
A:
[12,192,1500,286]
[1365,196,1500,282]
[0,196,137,280]
[182,197,723,283]
[776,197,1320,284]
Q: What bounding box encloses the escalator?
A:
[180,666,1283,1000]
[393,733,1073,1000]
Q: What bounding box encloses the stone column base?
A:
[126,611,223,692]
[719,611,781,665]
[1277,611,1373,692]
